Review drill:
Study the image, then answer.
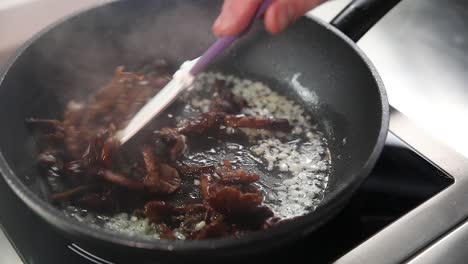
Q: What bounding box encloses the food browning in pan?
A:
[26,60,330,241]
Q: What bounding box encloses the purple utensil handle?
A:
[190,0,273,75]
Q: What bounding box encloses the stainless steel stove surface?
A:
[1,0,468,263]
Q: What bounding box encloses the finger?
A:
[265,0,323,35]
[212,0,263,37]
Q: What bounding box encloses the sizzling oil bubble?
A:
[187,72,332,219]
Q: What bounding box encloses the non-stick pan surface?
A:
[0,0,396,261]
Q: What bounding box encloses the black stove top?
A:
[0,132,453,264]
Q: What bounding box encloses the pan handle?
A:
[330,0,402,42]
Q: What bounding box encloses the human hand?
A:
[212,0,325,37]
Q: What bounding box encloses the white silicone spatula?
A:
[115,0,273,145]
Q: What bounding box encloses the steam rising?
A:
[29,0,222,111]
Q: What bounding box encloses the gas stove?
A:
[1,0,468,263]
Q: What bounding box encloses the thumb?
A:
[212,0,263,37]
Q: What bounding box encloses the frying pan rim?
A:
[0,0,389,253]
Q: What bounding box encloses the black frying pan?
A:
[0,0,399,262]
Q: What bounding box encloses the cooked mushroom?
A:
[28,63,285,240]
